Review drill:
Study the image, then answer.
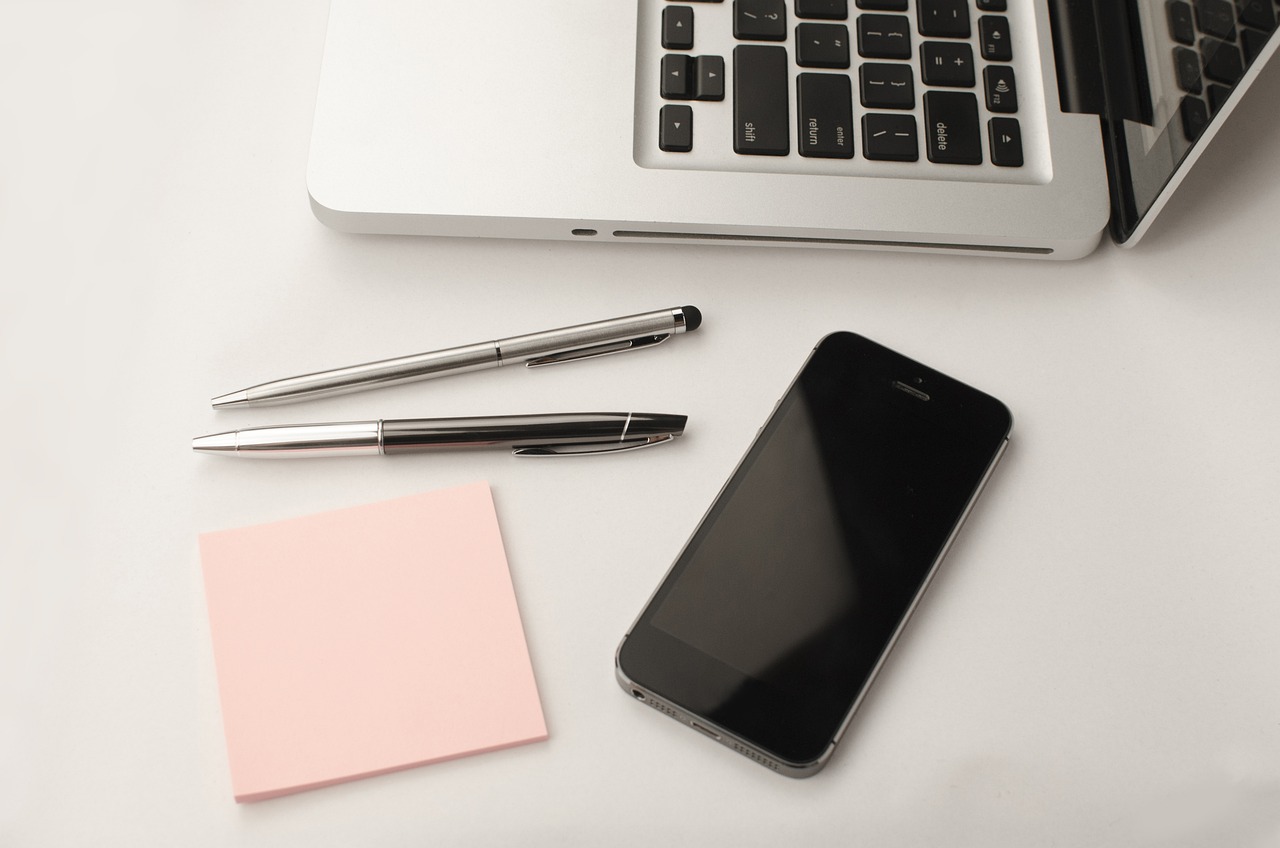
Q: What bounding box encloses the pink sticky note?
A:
[199,482,547,802]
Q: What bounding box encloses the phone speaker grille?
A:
[731,743,781,772]
[646,698,681,720]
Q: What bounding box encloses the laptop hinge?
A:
[1047,0,1152,124]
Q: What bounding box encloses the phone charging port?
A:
[632,690,646,700]
[690,721,721,741]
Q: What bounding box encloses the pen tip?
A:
[211,390,249,409]
[679,306,702,332]
[193,432,239,453]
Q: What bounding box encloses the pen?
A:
[212,306,703,408]
[192,412,688,458]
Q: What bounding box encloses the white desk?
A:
[4,3,1279,844]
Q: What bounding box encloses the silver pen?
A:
[192,412,688,458]
[212,306,703,408]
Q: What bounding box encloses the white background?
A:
[3,2,1279,845]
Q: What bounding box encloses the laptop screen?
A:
[1103,0,1278,242]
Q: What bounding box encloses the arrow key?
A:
[660,105,694,152]
[988,117,1023,167]
[662,6,695,50]
[695,54,725,100]
[661,54,694,99]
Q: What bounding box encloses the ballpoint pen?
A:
[192,412,688,458]
[211,306,703,408]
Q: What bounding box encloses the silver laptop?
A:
[306,0,1278,259]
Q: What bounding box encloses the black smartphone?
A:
[615,332,1013,776]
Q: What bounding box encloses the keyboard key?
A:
[660,105,694,151]
[983,65,1018,112]
[797,73,855,157]
[924,91,982,164]
[1193,0,1235,39]
[1167,1,1196,44]
[1206,82,1231,114]
[918,0,971,38]
[1202,37,1244,84]
[978,16,1012,61]
[988,117,1023,166]
[857,14,912,58]
[797,23,851,67]
[1172,46,1202,93]
[862,113,918,160]
[735,0,787,40]
[860,62,915,108]
[663,6,695,50]
[856,0,907,9]
[734,45,790,154]
[695,54,725,100]
[1237,0,1277,32]
[976,0,1006,9]
[1242,27,1270,64]
[921,41,976,86]
[661,54,694,99]
[1179,95,1210,141]
[796,0,849,19]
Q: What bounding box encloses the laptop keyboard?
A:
[1167,0,1277,142]
[636,0,1041,180]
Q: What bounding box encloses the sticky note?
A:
[199,482,547,802]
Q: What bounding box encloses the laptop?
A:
[306,0,1278,260]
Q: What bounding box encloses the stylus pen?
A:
[211,306,703,408]
[192,412,688,458]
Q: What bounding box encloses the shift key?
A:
[734,45,790,155]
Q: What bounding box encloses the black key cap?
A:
[860,62,915,108]
[924,91,982,164]
[1173,46,1202,93]
[978,15,1013,61]
[1167,0,1196,44]
[1237,0,1277,32]
[976,0,1006,10]
[663,6,695,50]
[796,0,849,18]
[1202,37,1244,84]
[856,0,907,9]
[857,14,912,58]
[695,54,725,100]
[862,113,918,160]
[660,105,694,152]
[734,45,790,154]
[983,65,1018,112]
[921,41,976,86]
[1242,27,1270,64]
[735,0,787,40]
[1206,82,1232,114]
[918,0,971,37]
[1193,0,1236,39]
[797,73,855,157]
[988,117,1023,166]
[797,23,851,67]
[661,54,694,99]
[1179,95,1210,141]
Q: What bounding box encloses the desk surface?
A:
[4,3,1280,845]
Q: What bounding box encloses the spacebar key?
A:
[734,45,790,155]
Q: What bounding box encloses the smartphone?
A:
[615,332,1012,777]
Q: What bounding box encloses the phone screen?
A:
[618,333,1011,771]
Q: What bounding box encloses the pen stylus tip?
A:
[192,432,238,453]
[211,390,249,408]
[680,305,702,332]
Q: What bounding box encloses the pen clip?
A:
[512,434,676,457]
[523,334,671,368]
